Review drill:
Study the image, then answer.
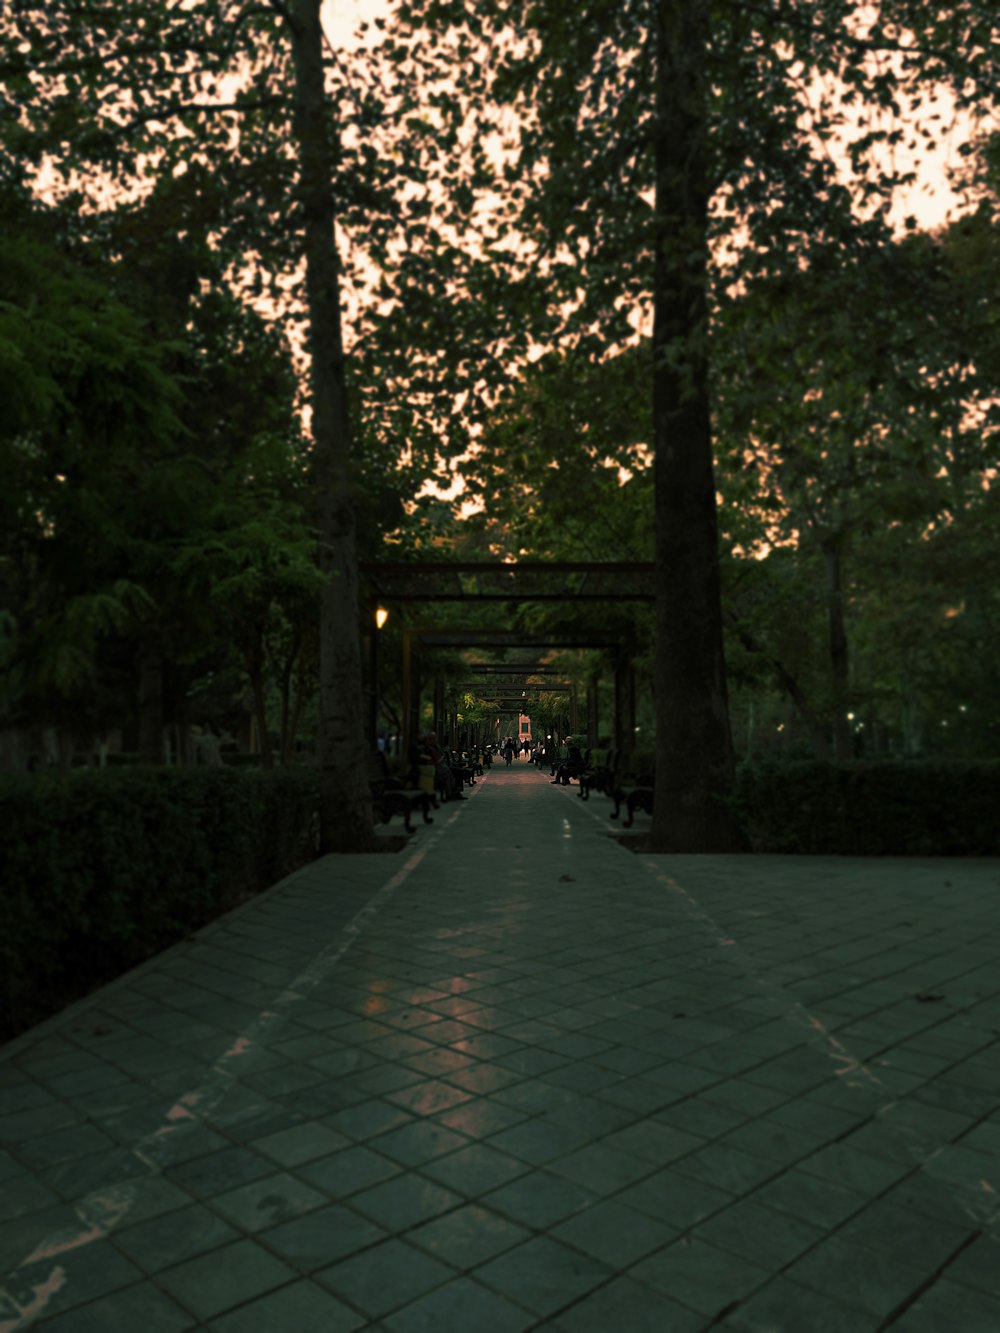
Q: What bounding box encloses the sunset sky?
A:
[322,0,975,236]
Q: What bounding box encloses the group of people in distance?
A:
[412,732,586,802]
[492,734,585,785]
[497,736,535,766]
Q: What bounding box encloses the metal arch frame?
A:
[361,561,650,758]
[361,561,655,604]
[401,628,635,759]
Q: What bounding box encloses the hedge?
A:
[0,767,320,1043]
[731,759,1000,856]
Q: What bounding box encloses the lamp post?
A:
[370,606,388,749]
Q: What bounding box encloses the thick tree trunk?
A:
[287,0,376,849]
[823,538,851,760]
[650,0,745,851]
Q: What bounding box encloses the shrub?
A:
[0,766,319,1042]
[731,760,1000,856]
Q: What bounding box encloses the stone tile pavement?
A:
[2,762,999,1330]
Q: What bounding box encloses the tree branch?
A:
[106,95,289,138]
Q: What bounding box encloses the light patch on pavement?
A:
[0,1267,68,1333]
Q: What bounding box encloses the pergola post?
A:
[433,675,445,744]
[587,674,600,749]
[614,649,636,757]
[367,606,380,750]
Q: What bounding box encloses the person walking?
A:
[503,736,515,766]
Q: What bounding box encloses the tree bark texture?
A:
[650,0,745,851]
[288,0,376,849]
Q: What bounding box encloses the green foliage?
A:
[732,760,1000,856]
[0,767,319,1041]
[716,230,996,549]
[0,189,332,760]
[0,232,181,448]
[460,344,653,558]
[0,221,182,735]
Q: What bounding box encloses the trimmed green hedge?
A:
[732,760,1000,856]
[0,767,320,1043]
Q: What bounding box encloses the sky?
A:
[323,0,389,51]
[322,0,973,236]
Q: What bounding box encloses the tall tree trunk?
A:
[650,0,745,851]
[823,537,851,760]
[286,0,376,849]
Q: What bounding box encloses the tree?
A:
[0,172,339,770]
[387,0,998,843]
[649,2,742,846]
[278,0,376,847]
[1,0,416,844]
[716,222,999,757]
[0,219,180,761]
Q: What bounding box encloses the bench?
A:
[367,752,434,834]
[613,782,654,827]
[609,758,655,828]
[550,747,592,786]
[446,753,477,790]
[578,748,615,802]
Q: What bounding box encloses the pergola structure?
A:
[361,561,655,604]
[401,630,636,758]
[360,562,654,758]
[454,680,575,731]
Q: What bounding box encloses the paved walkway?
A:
[2,763,1000,1331]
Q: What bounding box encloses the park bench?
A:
[550,747,593,786]
[367,752,434,834]
[608,756,655,828]
[587,751,654,827]
[613,781,654,828]
[447,752,477,789]
[578,747,615,802]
